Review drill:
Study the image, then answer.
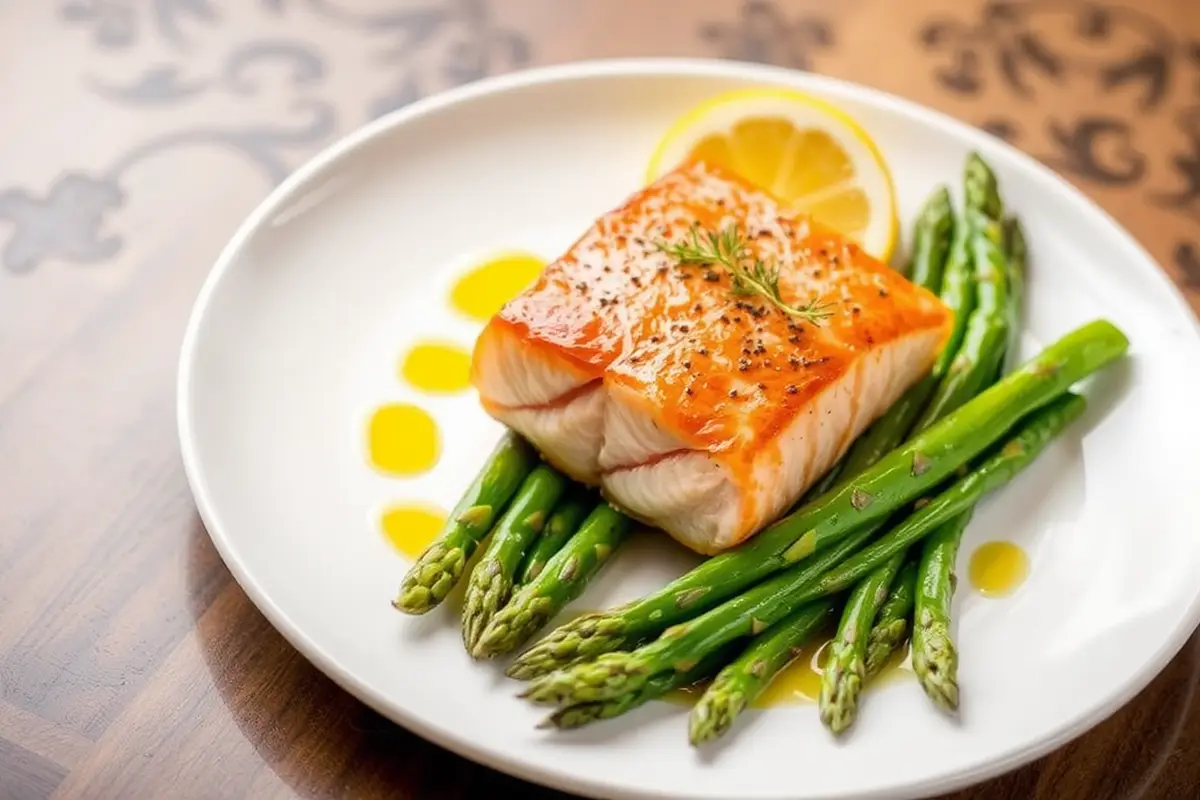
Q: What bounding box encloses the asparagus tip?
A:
[461,562,513,657]
[392,587,433,615]
[912,642,961,714]
[919,669,960,714]
[686,682,746,747]
[819,660,864,736]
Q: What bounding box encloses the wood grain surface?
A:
[3,1,1200,798]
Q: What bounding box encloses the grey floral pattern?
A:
[61,0,220,50]
[0,0,531,274]
[916,0,1184,183]
[700,0,834,70]
[89,65,210,105]
[915,1,1200,293]
[919,1,1175,109]
[0,174,124,274]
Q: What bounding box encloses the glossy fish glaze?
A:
[471,160,951,553]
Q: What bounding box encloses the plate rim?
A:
[176,57,1200,800]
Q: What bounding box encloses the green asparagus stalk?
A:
[864,557,919,679]
[818,552,905,734]
[927,153,1002,381]
[511,522,876,683]
[519,391,1087,708]
[792,190,960,733]
[795,454,848,508]
[930,227,974,379]
[462,464,569,654]
[756,199,956,719]
[518,488,594,586]
[394,432,539,614]
[543,643,740,730]
[475,503,633,658]
[688,599,838,746]
[818,184,956,490]
[507,320,1127,678]
[911,512,973,712]
[1003,217,1027,372]
[911,155,1008,433]
[908,185,956,291]
[911,205,1029,712]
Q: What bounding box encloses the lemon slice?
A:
[646,88,898,261]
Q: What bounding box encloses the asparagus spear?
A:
[393,432,539,614]
[688,599,838,746]
[864,557,919,679]
[754,200,957,716]
[819,184,956,488]
[908,185,956,291]
[783,192,958,732]
[518,488,593,585]
[911,512,973,711]
[926,154,1003,383]
[543,642,739,731]
[511,522,876,682]
[519,390,1088,708]
[818,552,905,734]
[912,155,1009,433]
[930,227,974,378]
[507,319,1128,678]
[911,205,1029,711]
[461,464,569,653]
[1003,217,1027,372]
[826,155,1011,725]
[475,503,633,658]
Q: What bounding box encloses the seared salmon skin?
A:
[470,160,952,555]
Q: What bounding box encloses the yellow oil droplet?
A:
[662,680,710,707]
[450,252,545,321]
[969,541,1030,597]
[752,637,833,707]
[366,403,440,476]
[401,341,472,393]
[663,635,914,708]
[381,503,445,558]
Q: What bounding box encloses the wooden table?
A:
[3,1,1199,798]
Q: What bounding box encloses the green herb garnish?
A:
[656,223,833,324]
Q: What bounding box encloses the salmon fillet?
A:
[471,160,952,555]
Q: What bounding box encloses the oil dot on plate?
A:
[752,636,833,707]
[968,540,1030,597]
[663,632,912,708]
[367,403,440,476]
[401,341,472,393]
[450,252,545,321]
[381,503,445,558]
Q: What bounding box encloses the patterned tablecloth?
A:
[3,2,1200,798]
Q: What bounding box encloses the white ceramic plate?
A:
[178,59,1200,800]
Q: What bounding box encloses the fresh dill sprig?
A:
[656,223,833,324]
